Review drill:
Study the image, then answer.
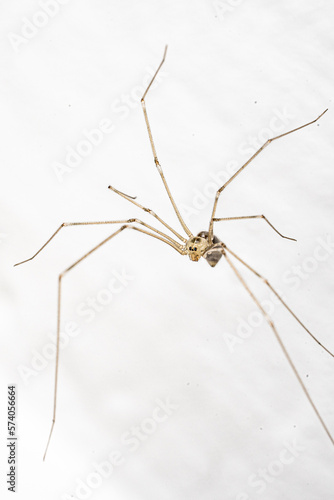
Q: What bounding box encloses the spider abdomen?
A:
[197,231,225,267]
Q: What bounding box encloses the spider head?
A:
[185,236,209,262]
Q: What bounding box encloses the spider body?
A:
[185,232,225,267]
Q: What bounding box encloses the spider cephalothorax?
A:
[185,235,208,262]
[186,231,226,267]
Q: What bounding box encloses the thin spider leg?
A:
[208,109,328,243]
[224,252,334,447]
[43,223,183,460]
[128,224,185,254]
[130,218,183,250]
[225,245,334,358]
[14,218,184,267]
[141,46,193,238]
[108,185,186,242]
[213,215,296,241]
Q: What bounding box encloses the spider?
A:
[15,46,333,460]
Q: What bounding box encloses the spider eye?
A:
[194,247,197,251]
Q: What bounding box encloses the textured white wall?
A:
[1,1,333,499]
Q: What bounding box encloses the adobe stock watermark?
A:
[61,396,179,499]
[223,233,334,354]
[235,439,306,499]
[179,107,295,223]
[282,234,334,291]
[8,0,71,53]
[52,66,167,183]
[223,288,287,353]
[76,268,135,323]
[17,269,134,385]
[213,0,245,21]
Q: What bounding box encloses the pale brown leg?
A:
[214,214,296,241]
[43,224,183,460]
[208,109,328,243]
[140,46,193,238]
[225,245,333,358]
[224,252,334,447]
[108,185,186,242]
[14,218,184,267]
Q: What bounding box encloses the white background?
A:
[1,1,334,499]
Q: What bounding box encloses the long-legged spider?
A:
[15,47,333,460]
